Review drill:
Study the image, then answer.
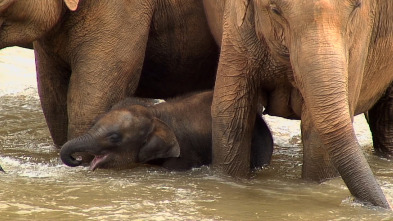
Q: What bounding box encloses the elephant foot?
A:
[373,148,393,159]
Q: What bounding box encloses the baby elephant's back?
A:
[158,91,214,166]
[163,91,213,141]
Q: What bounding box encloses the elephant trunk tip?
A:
[60,145,83,167]
[61,155,82,167]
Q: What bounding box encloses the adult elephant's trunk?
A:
[290,26,390,208]
[60,134,96,167]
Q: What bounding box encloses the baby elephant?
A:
[60,91,273,171]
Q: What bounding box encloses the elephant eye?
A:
[270,4,281,16]
[354,0,362,8]
[108,133,122,144]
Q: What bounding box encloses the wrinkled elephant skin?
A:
[205,0,393,208]
[60,91,274,171]
[0,0,218,148]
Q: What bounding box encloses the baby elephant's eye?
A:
[108,133,122,144]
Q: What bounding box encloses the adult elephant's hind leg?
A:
[368,84,393,159]
[250,114,274,169]
[301,107,339,182]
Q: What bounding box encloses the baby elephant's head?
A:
[60,105,180,170]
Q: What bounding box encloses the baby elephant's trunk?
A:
[60,134,95,167]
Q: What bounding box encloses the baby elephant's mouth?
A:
[90,154,109,171]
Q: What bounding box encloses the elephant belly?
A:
[355,30,393,114]
[135,56,217,99]
[133,0,219,99]
[356,80,393,115]
[263,86,301,120]
[356,65,393,115]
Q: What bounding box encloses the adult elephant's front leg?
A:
[66,1,154,140]
[66,77,122,140]
[34,42,69,148]
[212,70,259,177]
[368,84,393,158]
[66,56,148,140]
[301,106,338,181]
[211,0,262,177]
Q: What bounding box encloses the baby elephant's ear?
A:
[138,119,180,163]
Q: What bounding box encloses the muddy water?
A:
[0,47,392,220]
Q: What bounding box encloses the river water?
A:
[0,47,392,220]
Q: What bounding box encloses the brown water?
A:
[0,47,393,220]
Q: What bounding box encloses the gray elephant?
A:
[204,0,393,208]
[0,0,218,148]
[60,91,273,170]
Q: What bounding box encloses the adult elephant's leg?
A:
[66,1,155,140]
[301,106,338,181]
[368,84,393,158]
[212,68,259,177]
[211,0,261,177]
[67,56,148,140]
[250,114,274,168]
[34,42,69,147]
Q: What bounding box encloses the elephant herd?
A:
[1,0,392,209]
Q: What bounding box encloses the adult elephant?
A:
[204,0,392,208]
[0,0,218,147]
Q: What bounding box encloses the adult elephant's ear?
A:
[64,0,80,11]
[138,119,180,163]
[236,0,251,27]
